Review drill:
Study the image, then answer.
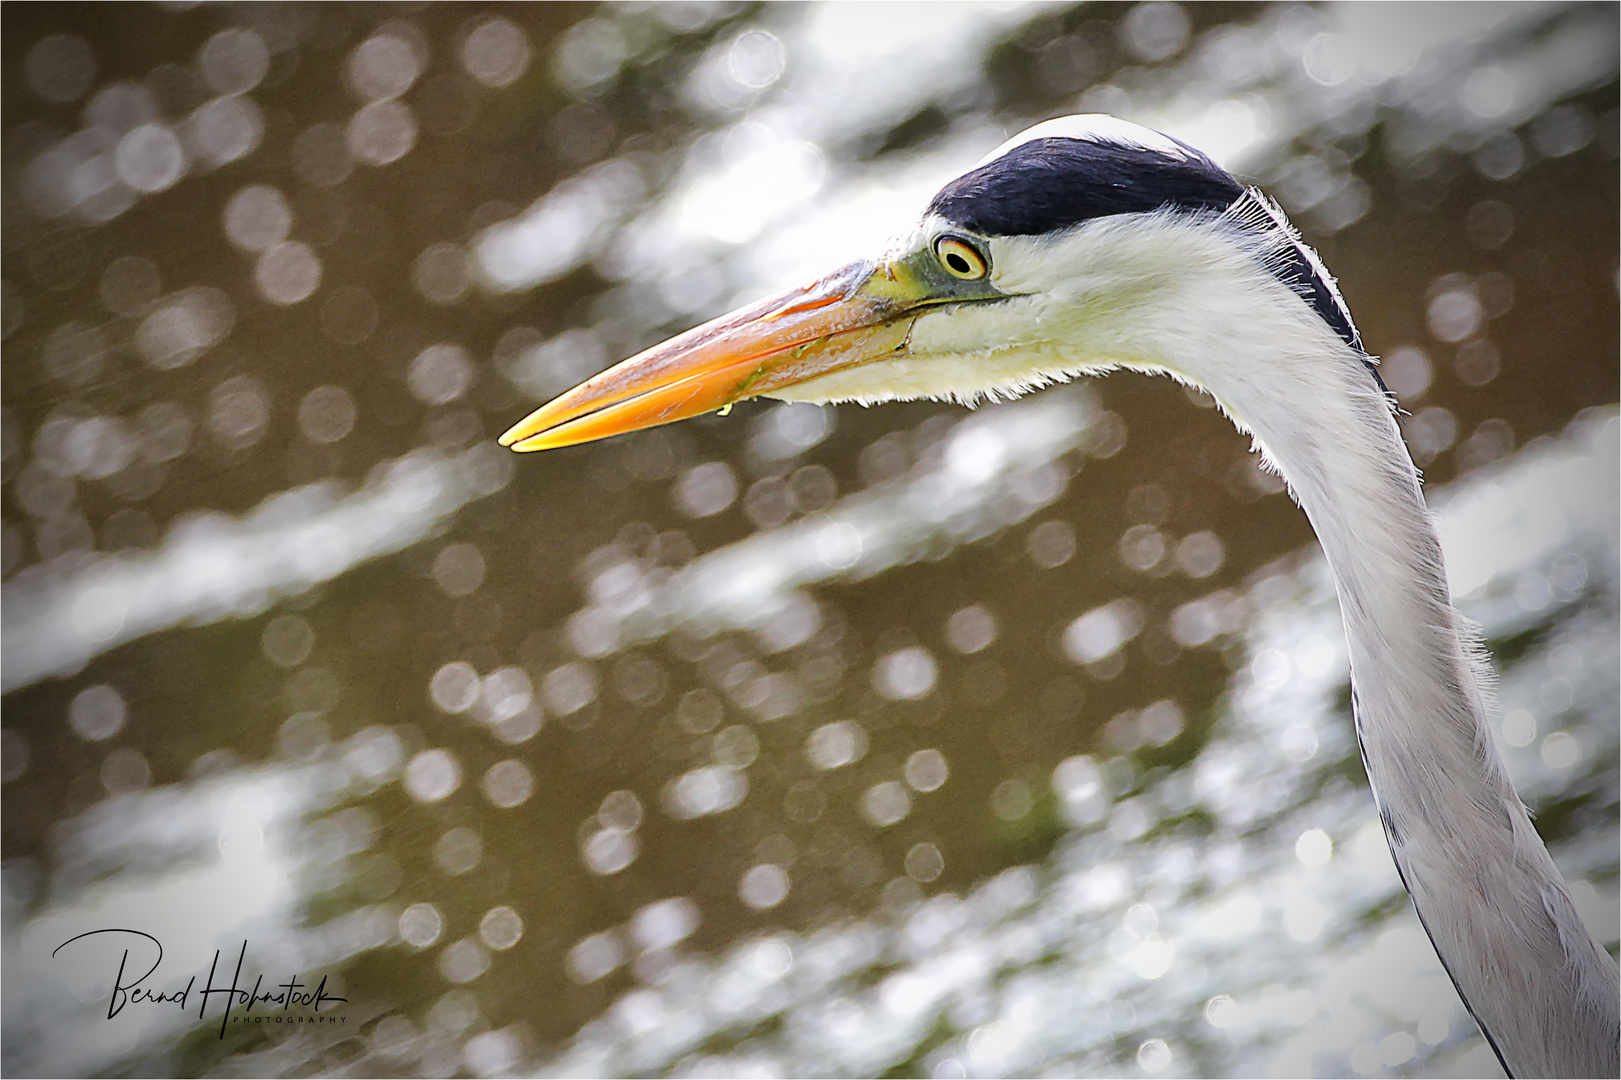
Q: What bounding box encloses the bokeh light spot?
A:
[69,684,127,742]
[255,241,322,305]
[461,17,531,88]
[406,748,462,802]
[298,385,356,444]
[483,760,534,808]
[739,863,790,909]
[198,28,270,96]
[261,614,314,668]
[26,35,96,103]
[224,184,292,253]
[347,33,424,102]
[479,906,524,950]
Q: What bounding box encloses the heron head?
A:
[500,115,1249,452]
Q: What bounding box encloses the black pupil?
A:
[946,251,972,274]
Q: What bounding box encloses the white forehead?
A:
[976,114,1194,168]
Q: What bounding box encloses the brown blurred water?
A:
[2,4,1616,1078]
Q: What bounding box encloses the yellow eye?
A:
[935,236,988,280]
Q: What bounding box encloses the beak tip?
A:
[498,421,540,448]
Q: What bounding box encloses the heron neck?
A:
[1213,341,1618,1078]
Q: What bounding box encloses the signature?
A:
[52,929,347,1039]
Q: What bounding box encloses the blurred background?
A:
[1,3,1616,1078]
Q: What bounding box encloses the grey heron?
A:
[501,115,1619,1078]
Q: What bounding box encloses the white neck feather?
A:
[1112,214,1620,1078]
[1226,326,1616,1080]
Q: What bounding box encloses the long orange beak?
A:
[499,259,921,451]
